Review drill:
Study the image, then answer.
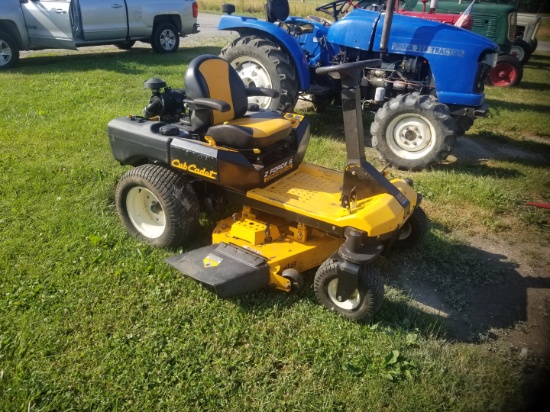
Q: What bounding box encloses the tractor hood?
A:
[328,8,499,56]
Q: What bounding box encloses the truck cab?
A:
[0,0,199,69]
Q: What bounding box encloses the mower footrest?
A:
[166,243,270,298]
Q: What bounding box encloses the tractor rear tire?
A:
[487,55,523,87]
[314,260,383,322]
[371,93,457,170]
[220,35,298,111]
[115,164,199,248]
[0,31,19,70]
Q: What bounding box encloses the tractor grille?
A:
[472,13,497,39]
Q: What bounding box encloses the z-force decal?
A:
[391,42,465,57]
[263,159,294,183]
[171,159,218,180]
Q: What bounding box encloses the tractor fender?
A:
[218,15,310,90]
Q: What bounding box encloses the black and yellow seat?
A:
[183,54,293,150]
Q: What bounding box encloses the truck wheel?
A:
[314,260,383,322]
[392,206,428,251]
[370,93,457,170]
[0,31,19,70]
[115,164,199,248]
[115,41,136,50]
[510,39,532,65]
[151,22,180,54]
[220,35,298,111]
[487,55,523,87]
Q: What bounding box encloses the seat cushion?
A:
[207,116,292,149]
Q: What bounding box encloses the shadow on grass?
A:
[486,98,550,114]
[190,221,549,356]
[509,80,550,91]
[436,132,550,172]
[11,46,223,75]
[385,236,550,356]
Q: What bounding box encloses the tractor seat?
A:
[183,55,292,150]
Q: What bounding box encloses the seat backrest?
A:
[265,0,290,23]
[184,55,248,131]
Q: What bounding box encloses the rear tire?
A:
[371,93,457,170]
[487,55,523,87]
[115,164,199,248]
[0,31,20,69]
[220,35,298,111]
[151,22,180,54]
[314,260,383,322]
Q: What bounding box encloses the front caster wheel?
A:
[115,164,199,248]
[314,260,383,322]
[393,206,428,251]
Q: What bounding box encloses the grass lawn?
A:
[1,33,549,412]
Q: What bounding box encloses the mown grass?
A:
[1,31,549,412]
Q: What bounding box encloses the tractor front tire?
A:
[510,39,532,65]
[487,55,523,87]
[115,164,199,248]
[314,260,383,322]
[220,35,298,111]
[371,93,457,170]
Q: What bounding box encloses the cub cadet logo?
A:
[263,159,293,182]
[171,160,218,180]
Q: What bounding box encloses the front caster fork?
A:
[335,228,383,301]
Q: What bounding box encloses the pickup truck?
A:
[0,0,199,69]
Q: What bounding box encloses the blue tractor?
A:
[218,0,499,170]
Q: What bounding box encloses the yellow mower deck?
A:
[247,163,418,237]
[201,162,419,293]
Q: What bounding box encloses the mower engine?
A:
[142,78,186,121]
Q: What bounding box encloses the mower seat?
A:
[183,55,292,150]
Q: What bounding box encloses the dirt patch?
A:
[393,135,550,361]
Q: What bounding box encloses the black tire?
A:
[531,38,538,53]
[151,22,180,54]
[393,206,428,251]
[220,35,298,111]
[370,93,457,170]
[487,55,523,87]
[510,39,532,65]
[314,260,383,322]
[0,31,20,70]
[453,115,474,137]
[115,164,199,248]
[115,41,136,50]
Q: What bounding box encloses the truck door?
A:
[77,0,127,41]
[20,0,76,50]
